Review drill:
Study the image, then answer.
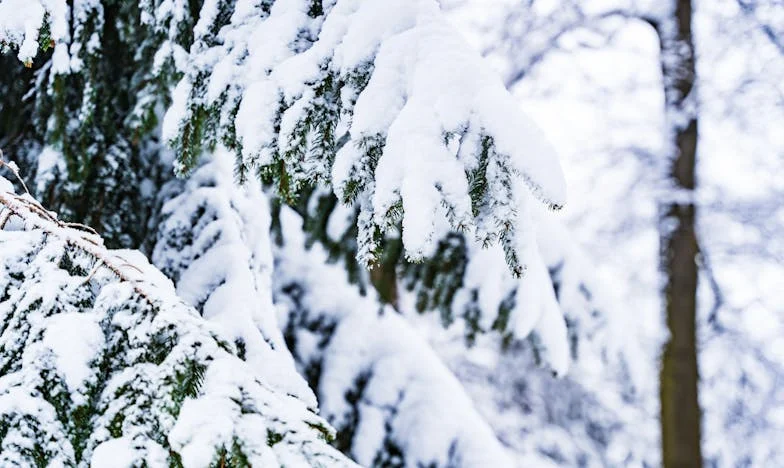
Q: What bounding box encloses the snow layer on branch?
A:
[274,205,515,468]
[163,0,566,273]
[152,147,315,406]
[0,0,96,72]
[390,204,574,374]
[0,0,68,64]
[0,175,356,467]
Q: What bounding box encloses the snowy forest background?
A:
[0,0,781,467]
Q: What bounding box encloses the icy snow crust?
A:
[0,176,356,467]
[162,0,567,272]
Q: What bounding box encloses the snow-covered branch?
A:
[0,172,357,467]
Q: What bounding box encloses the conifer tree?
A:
[0,1,641,466]
[150,148,315,403]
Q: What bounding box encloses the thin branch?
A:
[82,259,105,285]
[736,0,784,55]
[698,249,725,327]
[64,221,100,237]
[499,5,659,88]
[0,208,11,230]
[0,149,31,195]
[0,176,154,304]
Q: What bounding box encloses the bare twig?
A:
[116,261,145,276]
[0,148,31,195]
[64,222,100,236]
[699,249,725,327]
[82,259,105,285]
[0,208,11,230]
[0,175,154,305]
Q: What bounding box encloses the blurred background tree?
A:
[446,0,783,466]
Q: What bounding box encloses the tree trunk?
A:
[654,1,703,466]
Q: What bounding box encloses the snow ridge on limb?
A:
[151,147,316,406]
[273,205,516,468]
[161,0,566,273]
[0,173,357,467]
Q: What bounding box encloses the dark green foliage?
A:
[214,439,253,468]
[308,0,325,18]
[36,370,98,463]
[146,326,180,365]
[279,71,341,191]
[467,136,492,218]
[0,413,57,468]
[472,135,523,277]
[0,55,37,148]
[283,190,369,293]
[267,430,285,446]
[240,69,346,204]
[234,338,247,360]
[279,280,338,392]
[280,188,531,341]
[492,292,516,333]
[403,234,468,325]
[307,421,336,443]
[0,0,185,250]
[167,357,208,413]
[339,135,384,206]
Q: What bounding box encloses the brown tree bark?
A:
[654,1,703,466]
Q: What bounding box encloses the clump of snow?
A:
[91,437,168,468]
[0,0,69,64]
[34,146,67,195]
[41,313,104,403]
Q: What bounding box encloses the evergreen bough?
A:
[0,173,356,467]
